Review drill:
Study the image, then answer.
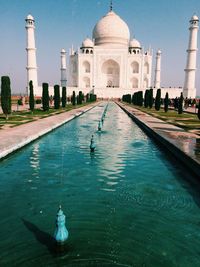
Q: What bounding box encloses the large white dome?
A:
[92,11,130,47]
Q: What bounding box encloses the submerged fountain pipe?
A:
[101,104,108,124]
[90,135,95,152]
[54,205,69,245]
[98,121,102,131]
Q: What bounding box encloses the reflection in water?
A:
[92,104,149,192]
[30,143,40,179]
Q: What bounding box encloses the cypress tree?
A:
[81,91,85,102]
[86,93,89,102]
[135,92,138,105]
[61,87,66,108]
[135,93,138,105]
[1,76,11,120]
[155,89,161,111]
[72,91,76,105]
[139,91,143,106]
[135,93,137,105]
[42,83,49,111]
[198,102,200,120]
[164,92,169,113]
[149,88,153,108]
[79,91,83,105]
[54,85,60,109]
[144,90,149,108]
[133,93,136,105]
[131,94,134,104]
[128,94,132,104]
[29,80,35,113]
[77,95,80,105]
[137,92,140,105]
[178,92,184,114]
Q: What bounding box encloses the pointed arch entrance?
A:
[101,59,120,87]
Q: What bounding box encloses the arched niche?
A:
[83,61,90,73]
[101,59,120,88]
[131,61,139,73]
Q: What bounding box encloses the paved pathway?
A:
[117,102,200,178]
[169,106,198,114]
[0,103,97,160]
[184,107,198,114]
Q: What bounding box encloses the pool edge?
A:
[116,102,200,179]
[0,103,99,161]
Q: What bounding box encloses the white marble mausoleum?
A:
[68,8,153,98]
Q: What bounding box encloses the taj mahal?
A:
[26,2,199,99]
[68,5,153,98]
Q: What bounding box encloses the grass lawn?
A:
[0,103,91,129]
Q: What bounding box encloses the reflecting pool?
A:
[1,102,200,267]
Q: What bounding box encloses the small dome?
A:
[92,11,130,47]
[191,14,199,21]
[129,38,141,48]
[26,14,34,21]
[61,48,66,53]
[82,38,94,48]
[157,49,162,55]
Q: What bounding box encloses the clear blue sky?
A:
[0,0,200,95]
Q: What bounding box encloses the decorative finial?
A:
[54,206,69,245]
[90,135,95,152]
[110,0,113,11]
[98,120,102,131]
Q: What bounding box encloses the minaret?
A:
[25,14,38,94]
[154,49,161,89]
[61,49,67,87]
[183,15,199,98]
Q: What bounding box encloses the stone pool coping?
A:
[117,102,200,179]
[0,103,98,160]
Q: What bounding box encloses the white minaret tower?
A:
[154,49,162,89]
[61,49,67,87]
[25,14,38,94]
[183,15,199,98]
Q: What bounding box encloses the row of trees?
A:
[33,82,96,112]
[0,76,97,119]
[32,82,68,112]
[68,91,96,106]
[122,89,185,115]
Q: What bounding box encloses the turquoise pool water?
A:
[1,102,200,267]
